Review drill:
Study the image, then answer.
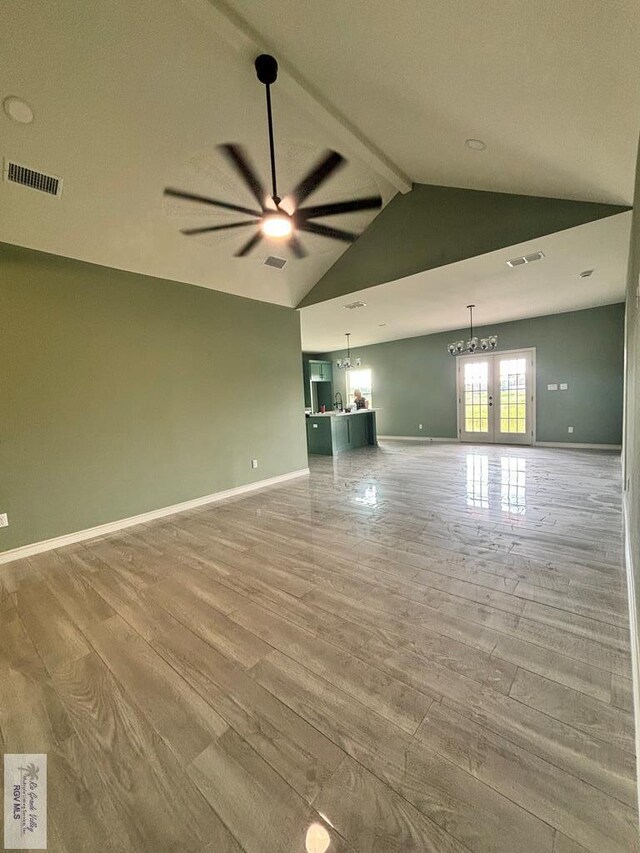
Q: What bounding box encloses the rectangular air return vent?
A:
[4,160,63,197]
[343,300,367,310]
[264,255,286,269]
[506,251,545,268]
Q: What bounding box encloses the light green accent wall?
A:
[622,137,639,769]
[299,183,628,308]
[0,242,308,553]
[324,304,624,444]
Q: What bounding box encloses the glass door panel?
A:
[460,358,493,442]
[495,353,532,445]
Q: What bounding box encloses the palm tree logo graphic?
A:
[18,763,39,781]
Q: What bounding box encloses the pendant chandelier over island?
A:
[336,333,361,369]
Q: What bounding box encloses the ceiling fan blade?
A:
[164,188,261,218]
[297,195,383,220]
[290,150,345,207]
[181,220,259,236]
[298,221,358,243]
[220,144,266,210]
[235,230,263,257]
[288,234,307,258]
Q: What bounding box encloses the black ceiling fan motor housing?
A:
[255,54,278,85]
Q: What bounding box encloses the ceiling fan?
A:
[164,54,382,258]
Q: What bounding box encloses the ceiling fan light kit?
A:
[447,305,498,355]
[164,54,382,259]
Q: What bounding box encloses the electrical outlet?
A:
[251,459,258,469]
[0,513,8,528]
[568,426,574,434]
[418,424,423,430]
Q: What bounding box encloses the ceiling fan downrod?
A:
[255,54,280,207]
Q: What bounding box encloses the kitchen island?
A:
[305,409,378,455]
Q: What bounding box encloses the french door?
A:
[457,349,535,445]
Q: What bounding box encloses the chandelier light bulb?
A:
[261,213,292,238]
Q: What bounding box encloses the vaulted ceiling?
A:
[1,0,639,323]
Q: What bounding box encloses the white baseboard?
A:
[378,435,458,443]
[534,441,622,450]
[0,468,310,566]
[623,493,640,816]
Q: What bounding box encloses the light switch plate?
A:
[0,513,8,528]
[560,383,568,390]
[547,383,558,391]
[568,426,574,434]
[251,459,258,468]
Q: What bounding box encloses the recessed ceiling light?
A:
[3,96,34,124]
[465,138,486,151]
[343,301,367,310]
[579,269,595,278]
[378,322,387,327]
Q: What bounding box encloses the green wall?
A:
[0,242,308,553]
[323,304,624,444]
[299,183,628,307]
[622,136,639,771]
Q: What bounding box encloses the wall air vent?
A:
[4,160,63,197]
[343,301,367,310]
[264,255,286,269]
[506,251,545,268]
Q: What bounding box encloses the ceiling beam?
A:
[181,0,412,194]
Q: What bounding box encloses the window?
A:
[347,369,372,407]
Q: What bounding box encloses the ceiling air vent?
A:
[264,255,286,269]
[343,300,367,310]
[506,250,544,268]
[4,160,63,197]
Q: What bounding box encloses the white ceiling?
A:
[300,212,631,352]
[1,0,638,313]
[227,0,640,206]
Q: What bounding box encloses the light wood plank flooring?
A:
[1,442,636,852]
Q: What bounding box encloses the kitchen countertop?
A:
[306,409,379,418]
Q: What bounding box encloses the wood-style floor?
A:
[1,442,636,852]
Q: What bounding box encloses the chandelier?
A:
[447,304,497,356]
[336,333,361,369]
